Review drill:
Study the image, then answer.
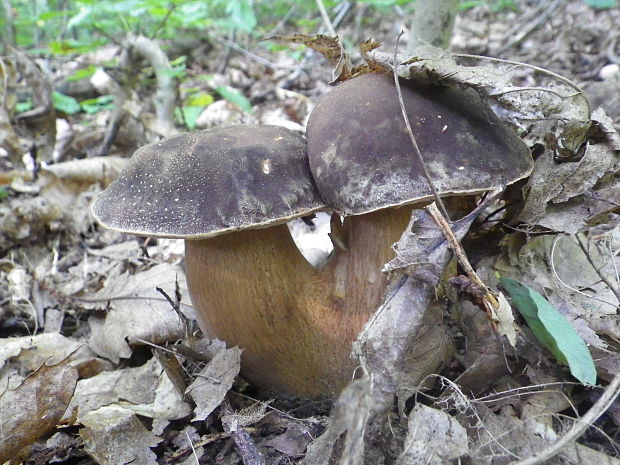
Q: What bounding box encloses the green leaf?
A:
[80,95,114,114]
[66,65,97,82]
[16,101,33,113]
[459,1,485,10]
[215,86,252,113]
[176,106,203,129]
[53,91,82,115]
[225,0,257,33]
[186,93,214,107]
[499,278,597,385]
[584,0,617,8]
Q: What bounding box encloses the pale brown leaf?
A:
[0,357,78,462]
[187,346,241,421]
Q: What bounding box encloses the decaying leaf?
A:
[87,263,190,362]
[0,357,78,463]
[262,423,314,457]
[187,346,242,421]
[398,404,468,465]
[64,357,190,423]
[300,379,375,465]
[517,109,620,229]
[0,332,95,372]
[80,405,161,465]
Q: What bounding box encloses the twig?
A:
[496,0,563,56]
[185,430,200,465]
[150,3,176,40]
[605,33,620,65]
[507,373,620,465]
[316,0,337,37]
[217,30,236,74]
[221,401,266,465]
[550,235,619,307]
[427,202,504,332]
[391,30,450,221]
[265,5,297,37]
[211,36,295,70]
[576,235,620,302]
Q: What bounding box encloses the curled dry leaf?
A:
[187,346,242,421]
[366,44,590,153]
[0,357,78,463]
[87,263,190,362]
[517,108,620,231]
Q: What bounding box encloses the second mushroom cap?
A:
[306,72,533,215]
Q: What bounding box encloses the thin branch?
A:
[392,30,450,221]
[150,4,176,40]
[576,235,620,302]
[507,373,620,465]
[496,0,563,55]
[316,0,337,37]
[550,235,619,307]
[212,36,296,70]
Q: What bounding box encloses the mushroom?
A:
[92,75,532,398]
[306,72,533,217]
[92,124,390,398]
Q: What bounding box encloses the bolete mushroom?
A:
[306,72,533,217]
[92,74,532,398]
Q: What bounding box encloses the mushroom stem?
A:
[185,206,414,398]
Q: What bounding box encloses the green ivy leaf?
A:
[499,278,597,385]
[16,101,33,113]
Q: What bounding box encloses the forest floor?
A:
[1,1,619,464]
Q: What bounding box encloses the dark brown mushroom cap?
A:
[306,73,533,215]
[92,125,325,239]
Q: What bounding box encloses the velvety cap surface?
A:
[92,125,325,238]
[306,73,533,215]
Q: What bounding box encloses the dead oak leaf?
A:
[0,357,78,463]
[87,263,190,362]
[187,346,241,421]
[80,405,161,465]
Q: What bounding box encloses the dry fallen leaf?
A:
[398,404,468,465]
[0,332,95,372]
[63,356,190,423]
[87,263,190,362]
[187,346,242,421]
[80,405,161,465]
[0,357,78,463]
